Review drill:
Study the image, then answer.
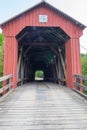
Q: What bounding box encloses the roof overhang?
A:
[0,1,86,30]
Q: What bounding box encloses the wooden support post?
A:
[17,47,23,80]
[52,63,55,82]
[54,57,59,83]
[24,46,31,56]
[58,49,66,80]
[20,58,24,85]
[23,58,26,83]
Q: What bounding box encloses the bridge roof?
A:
[0,1,86,29]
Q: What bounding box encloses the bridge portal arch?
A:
[16,26,70,85]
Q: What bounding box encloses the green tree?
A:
[0,33,4,46]
[81,54,87,76]
[35,70,44,78]
[81,54,87,86]
[0,33,4,77]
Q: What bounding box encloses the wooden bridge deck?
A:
[0,82,87,130]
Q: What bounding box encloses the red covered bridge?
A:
[0,1,86,88]
[1,1,87,129]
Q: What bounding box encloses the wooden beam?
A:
[58,49,66,79]
[24,46,32,56]
[17,32,28,42]
[17,48,23,79]
[54,58,59,82]
[49,47,58,56]
[0,74,13,82]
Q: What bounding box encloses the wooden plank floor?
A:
[0,82,87,130]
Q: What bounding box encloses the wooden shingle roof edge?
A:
[0,1,86,29]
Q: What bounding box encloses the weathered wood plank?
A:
[74,74,87,80]
[0,74,13,97]
[0,82,87,129]
[0,74,12,82]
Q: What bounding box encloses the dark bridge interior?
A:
[16,26,70,85]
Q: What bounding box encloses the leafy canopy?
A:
[81,54,87,86]
[81,54,87,76]
[0,33,4,46]
[0,33,4,77]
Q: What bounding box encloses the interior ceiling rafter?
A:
[16,26,70,69]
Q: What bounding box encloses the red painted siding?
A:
[66,38,81,88]
[3,6,82,38]
[2,5,83,88]
[3,37,18,88]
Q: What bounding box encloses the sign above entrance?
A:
[39,15,48,23]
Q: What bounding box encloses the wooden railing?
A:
[74,74,87,98]
[0,74,13,98]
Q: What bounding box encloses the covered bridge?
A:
[0,1,86,88]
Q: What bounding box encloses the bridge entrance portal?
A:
[16,26,70,85]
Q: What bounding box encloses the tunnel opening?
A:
[35,70,44,81]
[16,26,70,85]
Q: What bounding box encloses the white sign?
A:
[39,15,48,23]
